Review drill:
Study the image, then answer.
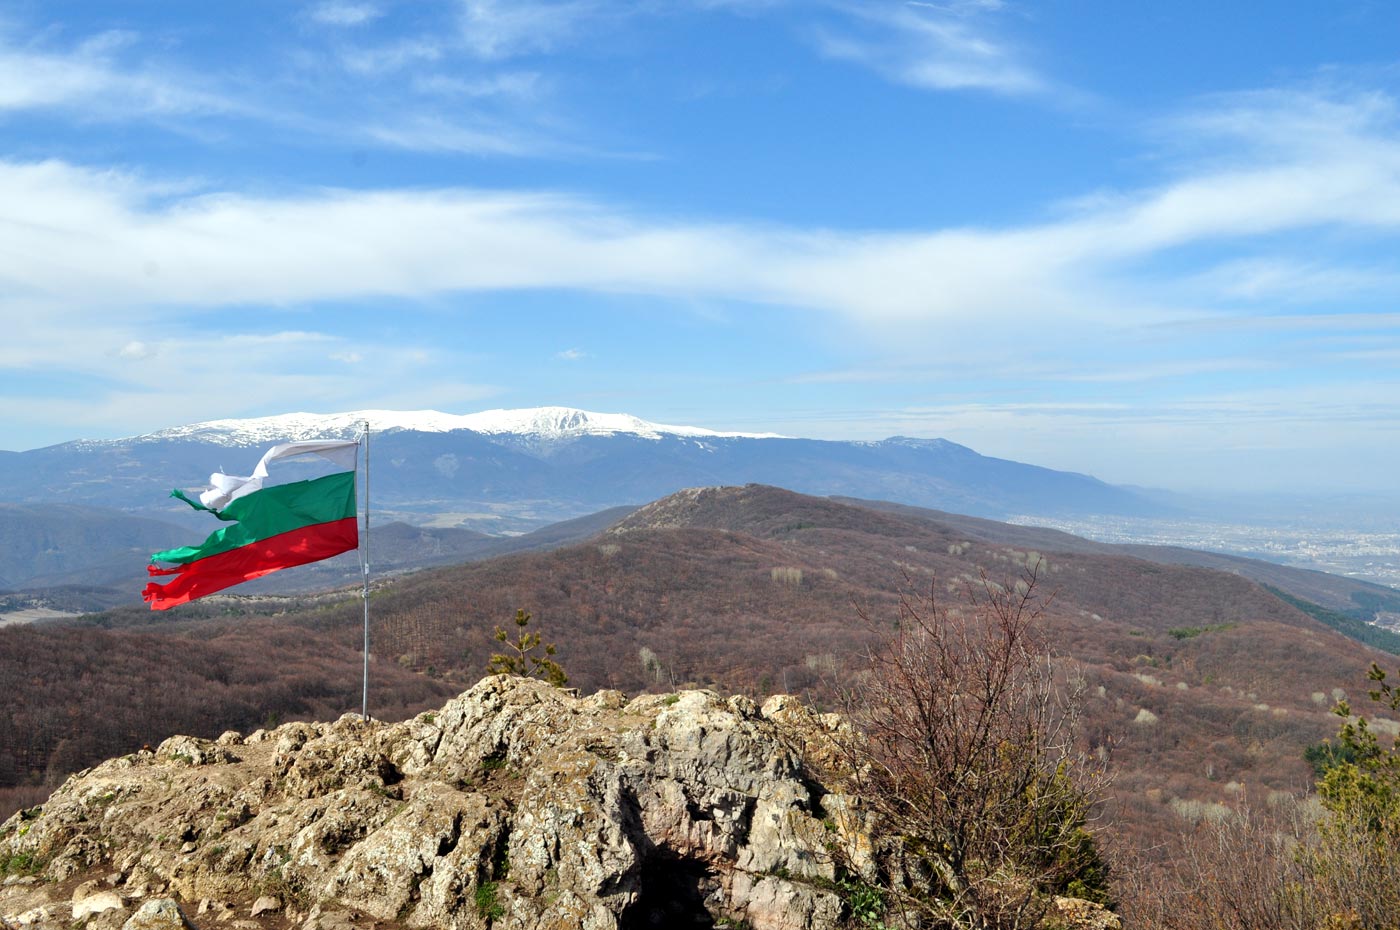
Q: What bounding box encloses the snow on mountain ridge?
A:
[457,407,784,440]
[137,407,786,446]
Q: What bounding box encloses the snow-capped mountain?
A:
[134,407,785,447]
[2,406,1168,556]
[0,405,1177,607]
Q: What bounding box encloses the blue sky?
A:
[3,1,1400,495]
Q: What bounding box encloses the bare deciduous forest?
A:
[3,486,1393,889]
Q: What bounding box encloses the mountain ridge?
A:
[0,407,1169,533]
[73,406,786,449]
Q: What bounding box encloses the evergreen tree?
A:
[487,609,568,687]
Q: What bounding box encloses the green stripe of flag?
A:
[151,471,357,566]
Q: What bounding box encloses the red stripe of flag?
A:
[142,517,359,610]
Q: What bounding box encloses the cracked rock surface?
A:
[0,677,851,930]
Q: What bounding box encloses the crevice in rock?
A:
[437,810,464,859]
[797,770,827,812]
[733,795,755,844]
[618,849,718,930]
[684,791,713,823]
[478,815,512,887]
[490,818,511,880]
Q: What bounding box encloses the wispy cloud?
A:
[812,1,1045,95]
[556,348,588,360]
[0,30,243,118]
[792,381,1400,490]
[115,341,156,361]
[0,308,500,449]
[336,36,445,75]
[1162,311,1400,334]
[4,89,1400,377]
[362,116,557,156]
[457,0,607,60]
[1186,258,1400,303]
[309,3,383,27]
[0,19,571,158]
[412,71,545,100]
[789,356,1276,386]
[2,88,1400,323]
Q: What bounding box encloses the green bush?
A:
[475,881,505,921]
[1309,664,1400,924]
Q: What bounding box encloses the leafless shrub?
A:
[838,567,1110,928]
[1118,795,1320,930]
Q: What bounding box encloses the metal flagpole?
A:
[361,419,371,721]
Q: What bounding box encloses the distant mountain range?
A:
[1,406,1165,525]
[0,405,1169,606]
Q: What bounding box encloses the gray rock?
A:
[0,676,1114,930]
[123,899,191,930]
[156,735,235,767]
[72,891,126,920]
[11,906,53,927]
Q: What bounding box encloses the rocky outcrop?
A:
[0,677,853,930]
[0,677,1121,930]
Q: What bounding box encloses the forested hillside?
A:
[4,485,1395,857]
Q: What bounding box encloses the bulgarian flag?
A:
[143,440,361,610]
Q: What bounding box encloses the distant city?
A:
[1011,514,1400,591]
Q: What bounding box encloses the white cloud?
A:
[0,311,500,450]
[556,348,587,360]
[790,356,1276,386]
[812,1,1045,95]
[1164,311,1400,334]
[362,116,556,156]
[792,381,1400,491]
[412,71,545,99]
[1187,258,1400,303]
[116,340,155,360]
[458,0,605,60]
[0,30,243,118]
[3,90,1399,357]
[0,24,562,157]
[309,2,383,27]
[337,37,446,75]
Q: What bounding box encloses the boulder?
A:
[72,890,126,921]
[248,896,280,917]
[123,899,192,930]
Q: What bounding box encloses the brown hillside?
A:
[0,616,458,817]
[290,485,1394,850]
[6,484,1396,856]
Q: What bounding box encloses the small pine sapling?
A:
[487,609,568,687]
